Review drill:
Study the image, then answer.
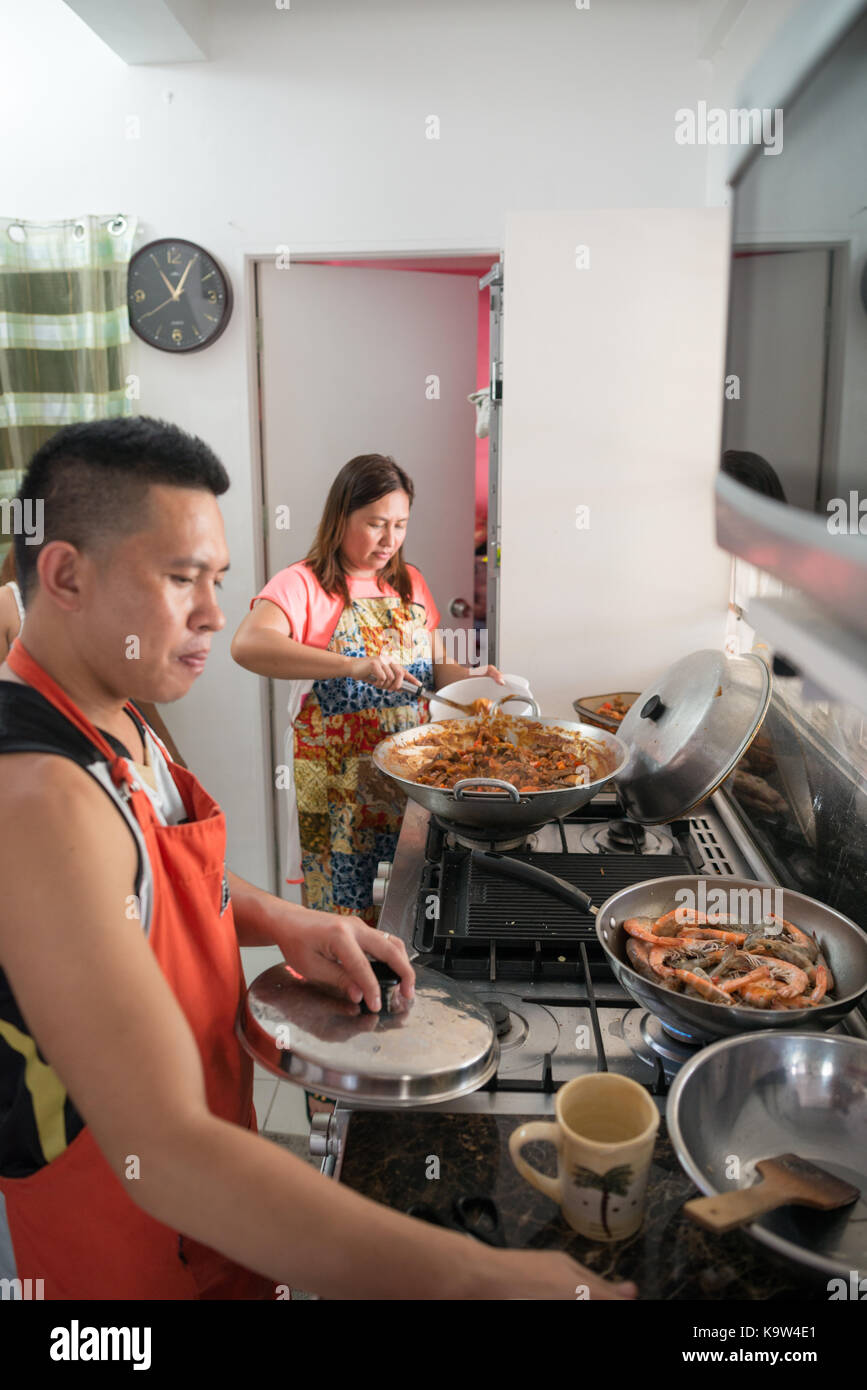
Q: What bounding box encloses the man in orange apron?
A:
[0,417,635,1302]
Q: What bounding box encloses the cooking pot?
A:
[373,649,772,835]
[372,716,627,836]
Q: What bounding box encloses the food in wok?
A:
[468,697,494,716]
[623,908,833,1010]
[387,710,617,793]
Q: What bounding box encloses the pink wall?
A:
[475,288,490,545]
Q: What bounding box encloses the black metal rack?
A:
[411,795,709,1097]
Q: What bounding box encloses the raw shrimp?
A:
[680,926,748,946]
[716,965,772,996]
[672,968,733,1005]
[619,905,836,1012]
[764,914,819,961]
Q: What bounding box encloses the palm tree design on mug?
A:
[571,1164,634,1237]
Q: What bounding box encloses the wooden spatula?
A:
[685,1153,860,1233]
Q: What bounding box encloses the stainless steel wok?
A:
[464,857,867,1042]
[595,875,867,1043]
[373,650,770,835]
[372,716,628,836]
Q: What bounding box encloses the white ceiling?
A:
[61,0,209,64]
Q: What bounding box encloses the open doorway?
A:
[252,250,498,894]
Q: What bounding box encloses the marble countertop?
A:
[337,1109,828,1300]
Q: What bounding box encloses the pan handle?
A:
[454,778,522,802]
[494,693,541,717]
[470,849,596,915]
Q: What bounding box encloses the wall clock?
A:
[127,238,232,351]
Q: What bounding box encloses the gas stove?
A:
[309,790,867,1174]
[367,791,866,1111]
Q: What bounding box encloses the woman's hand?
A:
[349,655,420,693]
[278,907,415,1012]
[470,665,506,685]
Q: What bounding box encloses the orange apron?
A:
[0,640,274,1300]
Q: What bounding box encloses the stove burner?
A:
[434,816,532,852]
[608,819,646,849]
[484,1000,512,1037]
[639,1011,704,1061]
[579,821,675,856]
[473,992,559,1071]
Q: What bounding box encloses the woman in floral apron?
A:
[233,453,502,925]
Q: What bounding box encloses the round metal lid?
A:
[614,649,772,824]
[237,965,499,1108]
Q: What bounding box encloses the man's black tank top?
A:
[0,681,153,1178]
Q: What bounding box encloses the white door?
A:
[723,249,831,511]
[257,261,479,888]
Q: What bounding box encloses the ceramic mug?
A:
[508,1074,660,1241]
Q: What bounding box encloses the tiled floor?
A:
[242,941,313,1140]
[254,1065,311,1137]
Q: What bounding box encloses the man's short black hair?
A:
[13,416,230,603]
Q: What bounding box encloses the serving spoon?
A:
[397,682,539,718]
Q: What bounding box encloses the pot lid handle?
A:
[639,694,666,722]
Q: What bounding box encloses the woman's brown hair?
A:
[306,454,415,607]
[0,549,16,586]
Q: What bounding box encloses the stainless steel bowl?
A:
[595,875,867,1042]
[372,716,627,836]
[667,1032,867,1279]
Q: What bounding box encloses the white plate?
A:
[427,672,535,722]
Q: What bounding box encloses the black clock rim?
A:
[127,238,233,353]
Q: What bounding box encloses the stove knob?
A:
[309,1111,340,1158]
[372,861,393,908]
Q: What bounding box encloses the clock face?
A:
[127,239,232,351]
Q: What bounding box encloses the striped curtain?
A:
[0,214,138,566]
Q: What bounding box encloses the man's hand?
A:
[275,907,415,1012]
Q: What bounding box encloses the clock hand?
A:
[173,254,199,299]
[138,294,176,320]
[150,255,177,299]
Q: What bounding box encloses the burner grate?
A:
[434,850,694,943]
[689,816,737,875]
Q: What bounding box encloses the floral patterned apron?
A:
[293,595,432,925]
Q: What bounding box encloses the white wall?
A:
[2,0,739,886]
[499,208,733,715]
[698,0,804,207]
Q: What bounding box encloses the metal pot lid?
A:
[237,965,499,1108]
[614,649,772,824]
